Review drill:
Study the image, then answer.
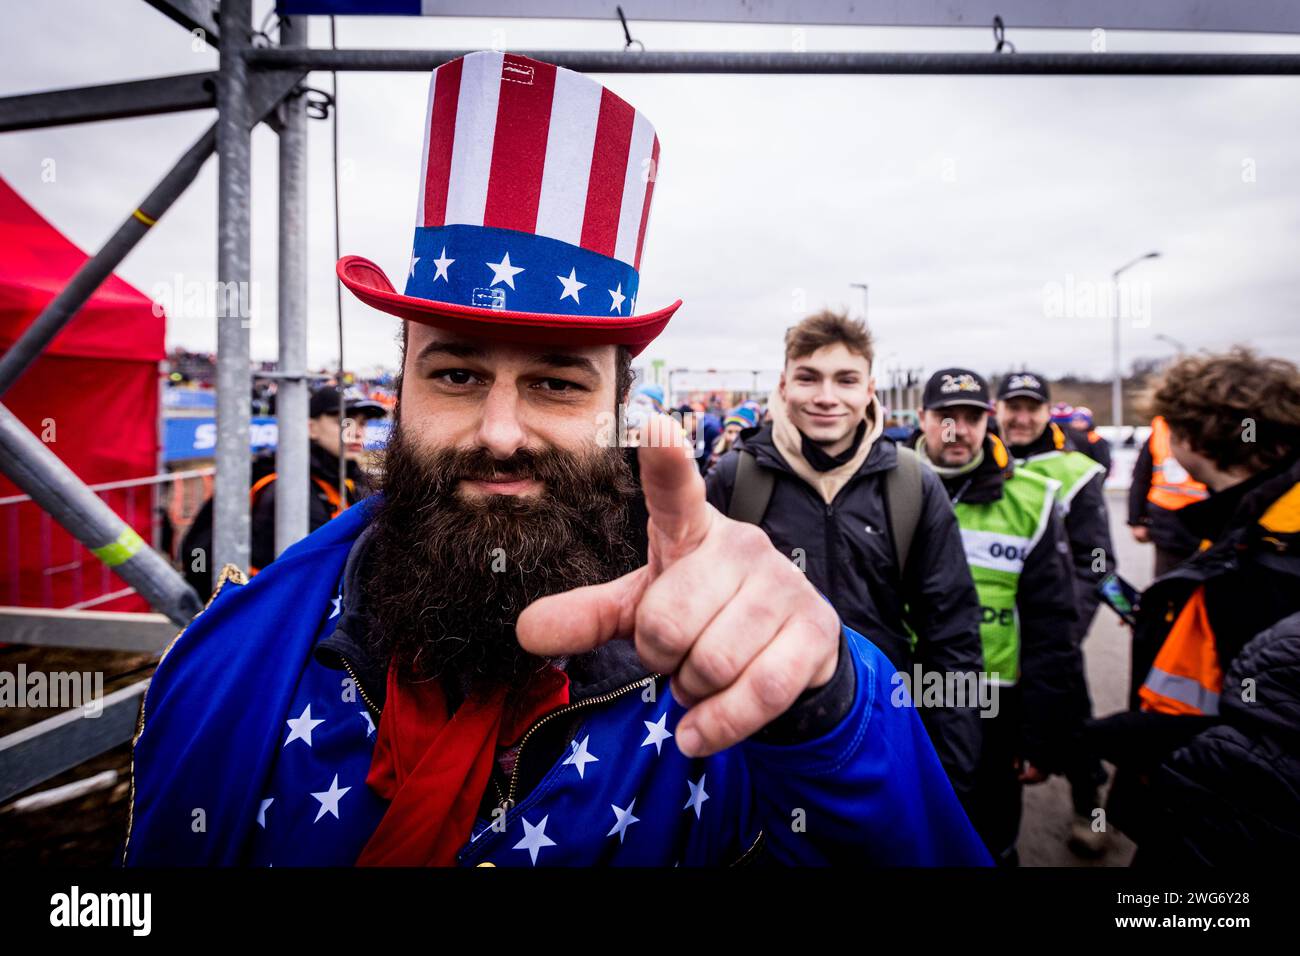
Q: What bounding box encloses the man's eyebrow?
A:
[535,352,600,378]
[415,341,484,363]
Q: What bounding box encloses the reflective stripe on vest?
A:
[1148,415,1209,511]
[1139,585,1222,716]
[955,467,1059,686]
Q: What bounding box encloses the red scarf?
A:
[356,663,569,866]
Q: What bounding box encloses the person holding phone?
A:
[1088,348,1300,865]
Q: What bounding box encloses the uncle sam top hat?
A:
[337,51,681,357]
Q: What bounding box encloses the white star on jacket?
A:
[513,815,556,865]
[257,797,273,829]
[358,710,376,737]
[556,267,586,303]
[562,734,600,779]
[432,247,454,282]
[641,713,673,754]
[607,800,640,843]
[684,773,710,819]
[329,594,342,619]
[283,704,324,748]
[608,282,626,313]
[311,774,351,822]
[486,251,524,289]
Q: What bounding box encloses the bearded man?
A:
[125,52,987,867]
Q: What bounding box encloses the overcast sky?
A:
[2,2,1298,390]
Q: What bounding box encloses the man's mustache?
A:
[426,444,603,489]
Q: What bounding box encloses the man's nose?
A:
[814,381,838,404]
[474,380,528,459]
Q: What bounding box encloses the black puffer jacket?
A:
[705,424,984,801]
[1143,610,1300,865]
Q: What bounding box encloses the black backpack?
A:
[727,444,924,571]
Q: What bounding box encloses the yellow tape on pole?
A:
[91,527,146,568]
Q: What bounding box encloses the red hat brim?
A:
[338,255,680,358]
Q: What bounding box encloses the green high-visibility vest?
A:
[954,468,1059,685]
[1017,448,1105,516]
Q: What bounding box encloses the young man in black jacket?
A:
[705,311,985,805]
[912,368,1085,863]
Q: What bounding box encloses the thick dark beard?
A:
[363,412,637,698]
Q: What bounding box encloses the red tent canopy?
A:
[0,176,166,612]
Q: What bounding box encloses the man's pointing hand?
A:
[517,415,841,758]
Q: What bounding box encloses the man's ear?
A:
[867,374,877,401]
[777,371,787,400]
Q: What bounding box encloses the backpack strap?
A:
[728,449,776,526]
[885,446,924,571]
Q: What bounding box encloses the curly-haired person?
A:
[1088,346,1300,865]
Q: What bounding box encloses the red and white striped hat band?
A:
[337,50,680,353]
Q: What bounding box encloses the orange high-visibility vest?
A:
[1139,586,1223,716]
[246,473,351,574]
[1148,416,1209,511]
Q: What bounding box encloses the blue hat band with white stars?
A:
[405,225,641,318]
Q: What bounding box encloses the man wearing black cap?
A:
[995,371,1114,855]
[913,369,1085,863]
[180,386,387,596]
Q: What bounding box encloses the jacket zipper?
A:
[340,657,381,717]
[501,675,657,811]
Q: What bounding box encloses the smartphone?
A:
[1096,571,1140,626]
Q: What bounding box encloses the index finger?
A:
[637,414,713,560]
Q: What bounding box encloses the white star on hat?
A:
[641,713,673,755]
[432,247,454,283]
[310,774,351,822]
[562,734,600,779]
[486,251,524,289]
[607,800,641,843]
[556,267,586,304]
[684,773,709,819]
[513,815,557,865]
[408,256,420,278]
[608,283,626,314]
[283,703,324,748]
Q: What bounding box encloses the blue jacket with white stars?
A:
[124,497,990,867]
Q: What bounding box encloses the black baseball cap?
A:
[922,368,994,412]
[308,386,387,420]
[996,371,1050,403]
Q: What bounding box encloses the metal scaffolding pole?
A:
[0,403,201,626]
[0,125,217,397]
[246,48,1300,76]
[213,0,253,575]
[274,13,310,556]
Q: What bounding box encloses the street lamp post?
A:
[1111,251,1160,437]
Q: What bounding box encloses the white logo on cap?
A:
[940,373,982,394]
[1006,374,1042,392]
